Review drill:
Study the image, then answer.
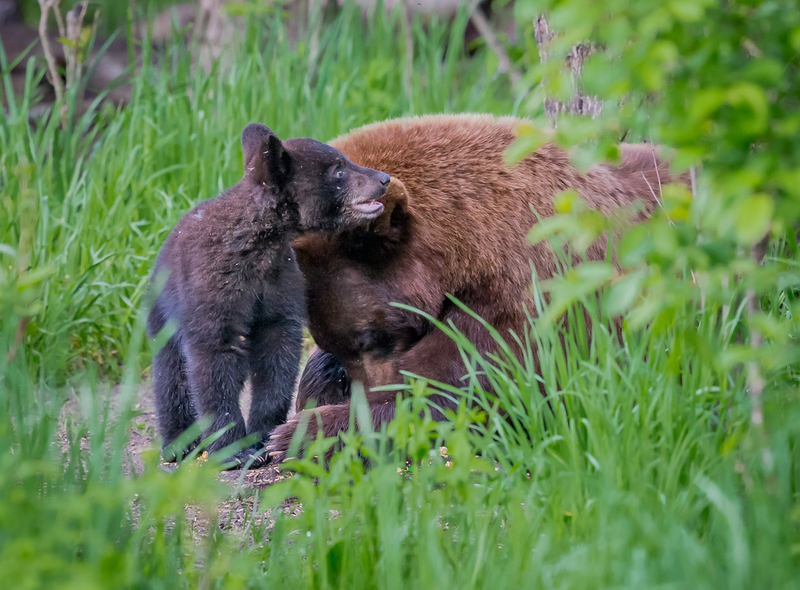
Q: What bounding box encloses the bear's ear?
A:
[371,177,410,239]
[241,123,291,188]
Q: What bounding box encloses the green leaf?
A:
[605,271,646,316]
[741,59,784,87]
[513,0,539,24]
[668,0,709,21]
[505,124,550,165]
[689,88,726,123]
[573,262,615,286]
[527,215,580,246]
[326,541,345,588]
[778,272,800,291]
[16,264,57,290]
[619,224,653,267]
[790,27,800,52]
[652,222,679,257]
[727,83,769,136]
[554,189,583,215]
[734,194,773,245]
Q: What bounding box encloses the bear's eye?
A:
[334,168,345,179]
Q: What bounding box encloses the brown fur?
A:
[266,114,687,462]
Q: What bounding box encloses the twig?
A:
[65,1,94,92]
[308,0,322,72]
[469,6,521,85]
[651,147,663,197]
[746,235,773,473]
[5,318,29,363]
[401,2,414,105]
[37,0,65,105]
[198,0,231,73]
[640,170,673,226]
[533,14,555,64]
[52,0,66,38]
[642,158,704,311]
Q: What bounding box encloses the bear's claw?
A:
[220,446,269,470]
[264,419,302,465]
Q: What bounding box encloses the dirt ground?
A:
[128,381,292,490]
[51,379,302,538]
[103,381,300,538]
[57,378,293,495]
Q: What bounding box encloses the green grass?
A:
[1,4,798,589]
[1,2,512,383]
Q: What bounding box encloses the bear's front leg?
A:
[152,330,199,460]
[266,390,399,464]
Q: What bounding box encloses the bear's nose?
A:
[378,172,391,186]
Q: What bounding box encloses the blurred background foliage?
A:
[1,0,799,588]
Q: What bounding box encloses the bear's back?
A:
[331,114,673,287]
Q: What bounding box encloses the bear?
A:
[265,113,688,463]
[146,122,390,468]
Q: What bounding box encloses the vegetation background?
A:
[1,0,798,588]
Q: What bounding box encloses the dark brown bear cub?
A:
[146,123,390,468]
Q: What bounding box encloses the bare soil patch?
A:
[57,379,292,496]
[129,382,291,490]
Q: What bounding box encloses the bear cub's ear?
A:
[241,123,291,188]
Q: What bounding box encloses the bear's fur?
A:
[146,122,390,468]
[266,114,687,462]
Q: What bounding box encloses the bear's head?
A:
[241,123,391,232]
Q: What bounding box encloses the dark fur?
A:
[147,122,389,467]
[265,114,690,462]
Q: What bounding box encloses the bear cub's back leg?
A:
[152,331,199,458]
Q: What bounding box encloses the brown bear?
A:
[266,113,685,462]
[146,122,390,468]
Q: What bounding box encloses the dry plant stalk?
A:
[534,14,601,121]
[401,2,414,104]
[36,0,97,125]
[64,2,99,93]
[747,235,774,473]
[469,5,521,85]
[37,0,65,105]
[308,0,324,68]
[198,0,235,73]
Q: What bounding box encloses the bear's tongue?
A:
[353,200,384,215]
